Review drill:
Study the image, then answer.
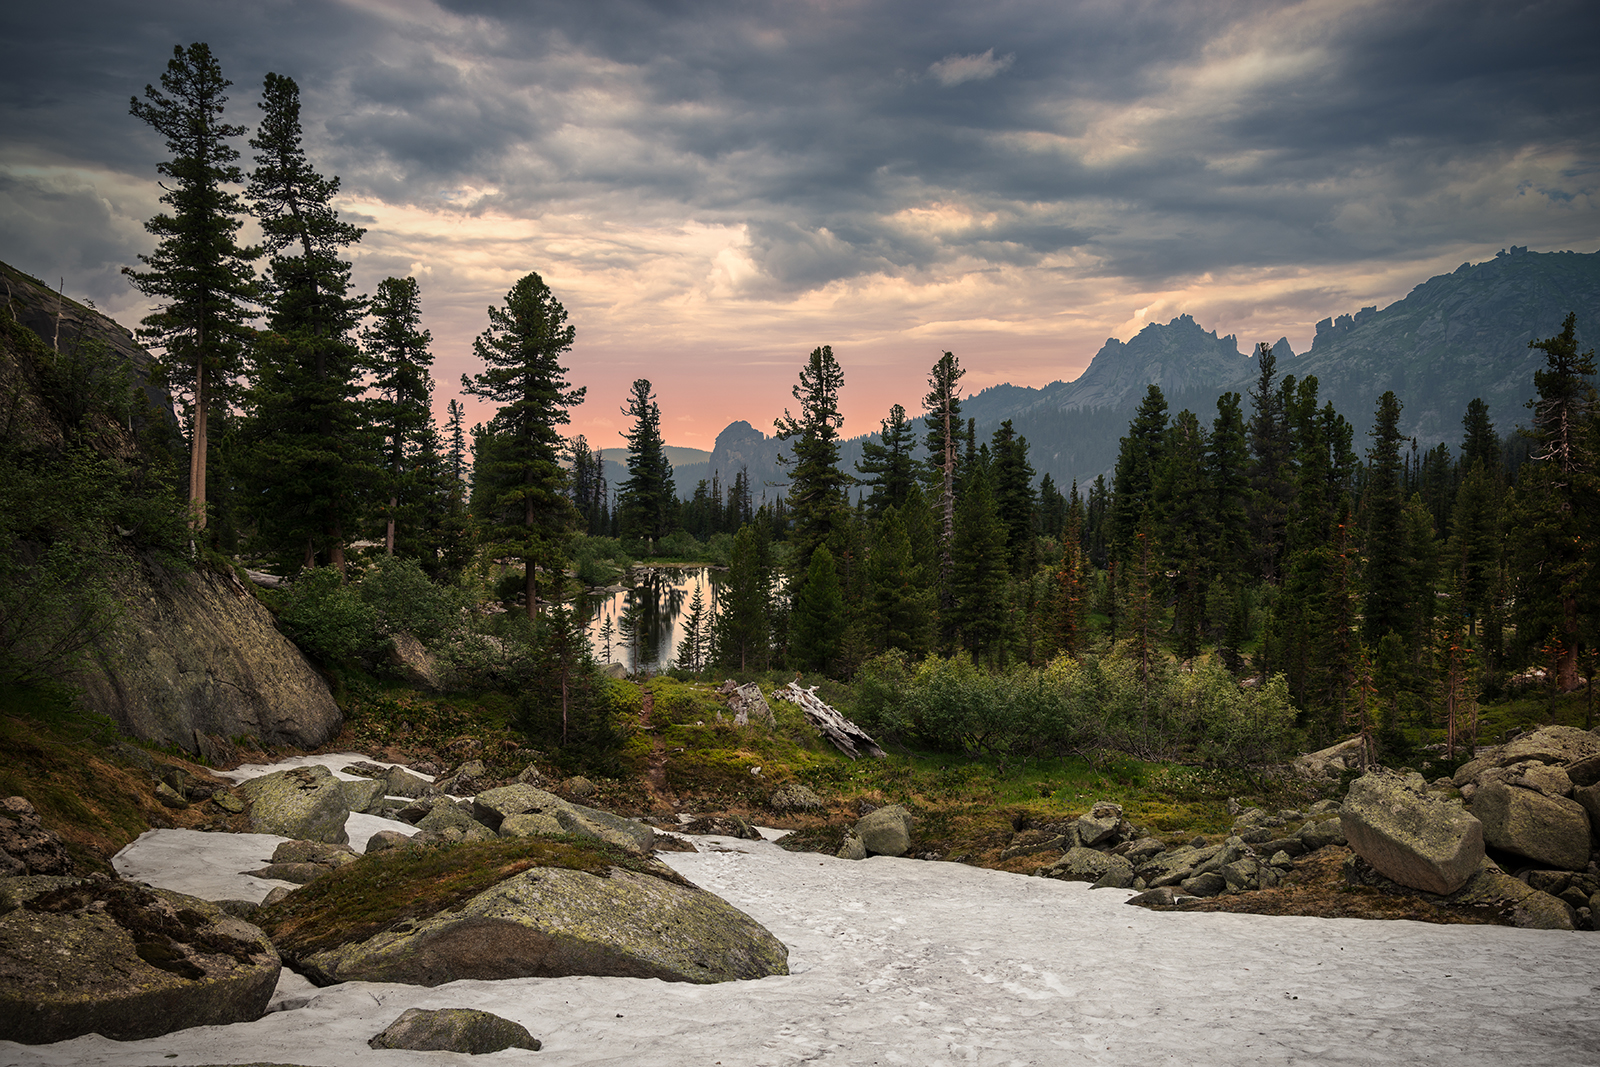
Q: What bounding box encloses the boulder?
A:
[1496,726,1600,769]
[1509,762,1573,798]
[1137,845,1219,888]
[1180,871,1227,897]
[1040,847,1133,887]
[416,803,496,842]
[384,765,437,799]
[473,784,653,851]
[1572,781,1600,828]
[769,782,825,812]
[1442,858,1576,931]
[682,815,763,840]
[0,798,73,876]
[386,632,443,691]
[1296,815,1348,851]
[836,833,867,861]
[270,840,356,868]
[854,805,913,857]
[1565,753,1600,789]
[364,830,414,853]
[237,766,351,845]
[369,1007,540,1053]
[271,849,789,987]
[1292,736,1367,779]
[499,812,567,840]
[339,777,388,815]
[1340,772,1485,894]
[1075,802,1124,847]
[73,563,341,755]
[0,876,280,1043]
[563,776,597,798]
[1471,782,1591,870]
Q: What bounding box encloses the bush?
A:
[357,556,464,644]
[277,567,386,668]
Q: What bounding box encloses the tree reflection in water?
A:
[579,567,720,673]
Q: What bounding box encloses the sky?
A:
[3,0,1598,451]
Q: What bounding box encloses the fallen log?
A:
[780,681,885,760]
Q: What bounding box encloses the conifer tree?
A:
[949,459,1008,660]
[617,379,676,546]
[362,276,436,557]
[1208,392,1251,584]
[125,43,260,531]
[243,71,368,571]
[713,523,773,670]
[1154,409,1209,661]
[1248,343,1293,584]
[857,403,918,515]
[922,351,965,599]
[1363,391,1409,646]
[1508,313,1597,690]
[461,272,585,617]
[865,505,931,656]
[990,420,1037,576]
[1110,384,1168,562]
[774,346,849,576]
[790,544,844,673]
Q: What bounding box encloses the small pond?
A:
[578,566,720,673]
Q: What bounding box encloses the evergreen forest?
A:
[4,42,1598,786]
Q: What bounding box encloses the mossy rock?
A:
[0,876,280,1044]
[237,766,350,845]
[258,837,786,986]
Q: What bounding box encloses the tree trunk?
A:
[190,358,208,530]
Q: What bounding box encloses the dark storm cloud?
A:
[2,0,1597,301]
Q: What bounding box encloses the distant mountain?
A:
[679,247,1598,500]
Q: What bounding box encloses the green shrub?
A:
[357,556,465,644]
[277,567,386,668]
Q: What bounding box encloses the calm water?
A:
[579,566,720,672]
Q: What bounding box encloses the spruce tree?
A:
[713,523,773,671]
[922,351,965,601]
[617,379,676,546]
[1154,409,1209,661]
[949,459,1008,661]
[774,346,849,576]
[243,71,369,571]
[461,272,585,617]
[790,544,844,673]
[1208,392,1251,584]
[362,276,437,557]
[1110,384,1168,562]
[989,420,1037,575]
[1362,390,1409,646]
[856,403,917,516]
[865,505,931,656]
[1248,342,1293,585]
[1508,313,1597,689]
[125,43,260,531]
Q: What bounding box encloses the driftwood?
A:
[780,681,885,760]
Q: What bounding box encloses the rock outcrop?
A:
[264,841,788,987]
[472,784,655,852]
[0,798,73,877]
[237,766,351,845]
[1340,772,1485,894]
[74,562,341,755]
[0,875,280,1043]
[369,1007,541,1053]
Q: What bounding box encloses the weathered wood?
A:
[780,681,885,760]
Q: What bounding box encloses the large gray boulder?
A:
[1040,847,1133,887]
[855,805,914,857]
[285,864,789,987]
[0,876,280,1043]
[74,563,341,755]
[1495,726,1600,770]
[1472,782,1591,871]
[1442,858,1576,931]
[1341,772,1485,894]
[473,784,653,851]
[1074,801,1124,847]
[370,1007,539,1053]
[237,765,351,845]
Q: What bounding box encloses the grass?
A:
[0,686,247,872]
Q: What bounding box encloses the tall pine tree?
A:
[125,43,260,532]
[617,379,676,546]
[462,272,585,617]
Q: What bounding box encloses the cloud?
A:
[928,48,1015,87]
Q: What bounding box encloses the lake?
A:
[579,566,720,672]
